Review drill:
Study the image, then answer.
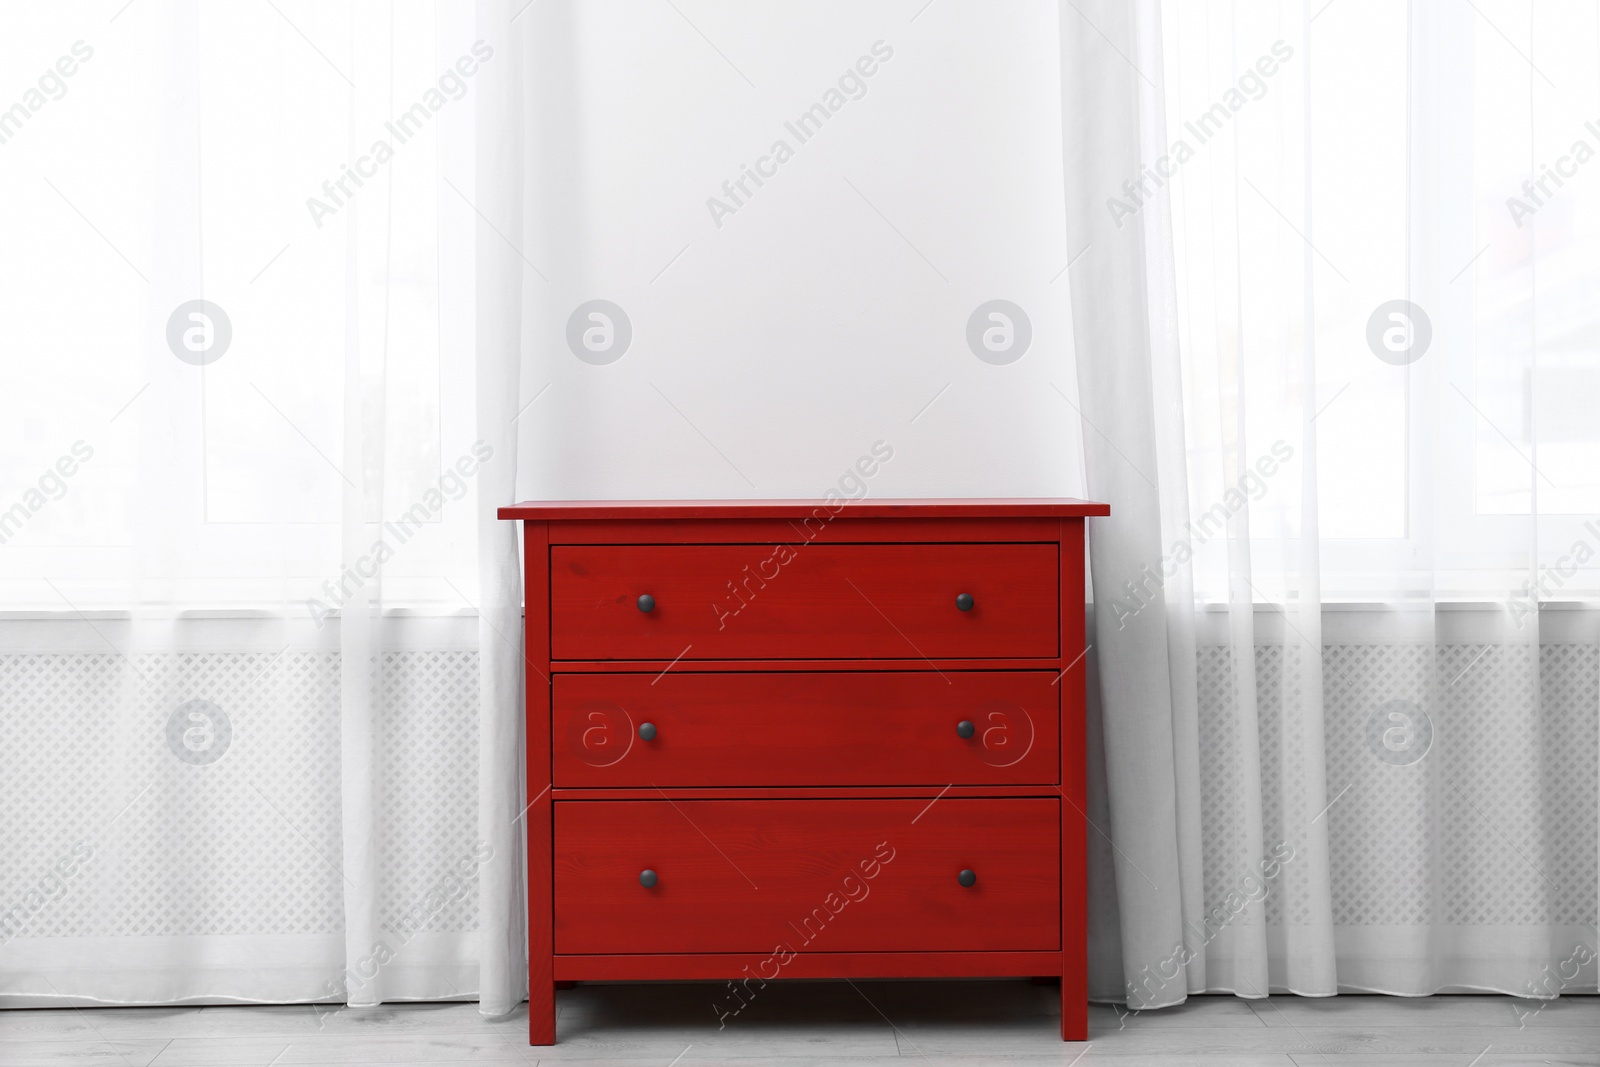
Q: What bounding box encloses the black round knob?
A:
[639,869,658,888]
[958,869,977,888]
[638,722,657,741]
[956,593,975,612]
[637,594,656,613]
[956,720,976,739]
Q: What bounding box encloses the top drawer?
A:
[549,542,1058,660]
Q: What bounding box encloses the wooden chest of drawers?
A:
[498,498,1106,1043]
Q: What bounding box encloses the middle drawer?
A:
[552,671,1059,787]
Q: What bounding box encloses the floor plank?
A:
[1287,1058,1600,1067]
[149,1032,535,1065]
[0,987,1594,1066]
[0,1037,172,1067]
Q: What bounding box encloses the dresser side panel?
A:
[524,520,555,1044]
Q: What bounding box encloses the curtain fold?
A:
[472,0,529,1019]
[1058,0,1193,1010]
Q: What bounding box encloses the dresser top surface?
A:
[498,498,1109,521]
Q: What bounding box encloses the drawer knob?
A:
[956,720,976,739]
[955,592,975,611]
[958,869,977,888]
[637,594,656,613]
[639,869,658,888]
[638,722,657,741]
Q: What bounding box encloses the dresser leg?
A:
[1061,983,1088,1040]
[529,981,555,1045]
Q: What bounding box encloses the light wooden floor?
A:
[2,981,1598,1066]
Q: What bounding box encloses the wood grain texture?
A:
[548,516,1063,543]
[551,785,1059,800]
[551,671,1060,787]
[554,951,1066,981]
[4,994,1593,1065]
[499,497,1111,521]
[1060,517,1088,1041]
[553,798,1060,954]
[549,542,1059,660]
[521,520,554,1045]
[552,656,1069,672]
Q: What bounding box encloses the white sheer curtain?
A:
[1065,0,1599,1005]
[8,0,1598,1019]
[1,0,526,1012]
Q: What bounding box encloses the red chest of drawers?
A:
[498,498,1107,1043]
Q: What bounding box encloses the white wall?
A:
[516,0,1087,501]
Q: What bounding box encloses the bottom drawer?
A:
[554,798,1059,954]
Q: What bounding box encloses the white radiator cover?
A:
[3,614,1595,995]
[2,619,481,952]
[1198,642,1596,931]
